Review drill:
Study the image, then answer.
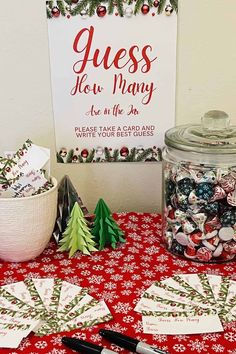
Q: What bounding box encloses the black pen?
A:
[99,329,170,354]
[62,337,117,354]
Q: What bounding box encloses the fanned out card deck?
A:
[135,273,236,335]
[0,278,112,349]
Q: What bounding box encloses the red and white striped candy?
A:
[227,189,236,206]
[210,185,226,202]
[219,175,236,193]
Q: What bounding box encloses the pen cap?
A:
[62,337,102,354]
[99,329,138,351]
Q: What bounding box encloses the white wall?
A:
[0,0,236,213]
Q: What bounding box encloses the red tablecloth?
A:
[0,212,236,354]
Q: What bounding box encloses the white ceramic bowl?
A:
[0,177,58,262]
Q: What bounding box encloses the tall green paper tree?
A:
[58,202,97,257]
[92,198,125,250]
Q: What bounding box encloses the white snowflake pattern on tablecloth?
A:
[187,339,209,353]
[41,264,58,272]
[105,259,119,267]
[126,221,139,230]
[59,259,72,266]
[34,341,48,349]
[113,302,132,314]
[128,215,139,222]
[224,332,236,342]
[121,290,132,296]
[108,250,123,259]
[92,264,104,271]
[154,264,170,272]
[100,290,119,303]
[81,270,91,277]
[122,280,135,289]
[47,349,67,354]
[142,269,156,278]
[72,332,87,340]
[1,212,236,354]
[131,274,142,280]
[123,254,135,262]
[145,245,160,255]
[104,282,117,290]
[211,344,225,353]
[123,315,134,323]
[172,343,186,352]
[202,333,221,341]
[88,275,105,284]
[50,335,63,346]
[142,229,154,236]
[61,266,75,275]
[132,320,143,333]
[152,334,167,342]
[1,276,18,284]
[129,232,142,241]
[76,262,89,269]
[173,258,189,267]
[120,263,138,273]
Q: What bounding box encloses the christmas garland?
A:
[46,0,178,19]
[57,146,162,163]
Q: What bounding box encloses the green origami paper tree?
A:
[92,198,125,250]
[58,202,97,257]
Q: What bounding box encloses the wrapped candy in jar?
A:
[162,110,236,262]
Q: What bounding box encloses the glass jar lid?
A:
[165,110,236,154]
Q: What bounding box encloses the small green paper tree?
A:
[58,202,97,257]
[92,198,125,250]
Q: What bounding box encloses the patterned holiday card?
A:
[46,1,177,163]
[142,308,224,335]
[136,273,236,334]
[0,278,112,348]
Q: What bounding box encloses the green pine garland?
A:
[47,0,178,18]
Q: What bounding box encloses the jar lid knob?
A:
[202,110,230,131]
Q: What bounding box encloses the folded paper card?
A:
[0,139,52,198]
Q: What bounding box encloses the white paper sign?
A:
[47,2,177,163]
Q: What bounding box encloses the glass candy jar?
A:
[162,110,236,262]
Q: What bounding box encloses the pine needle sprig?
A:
[147,0,153,8]
[125,148,136,162]
[48,1,54,9]
[57,0,66,16]
[64,0,72,5]
[57,153,64,163]
[170,0,178,13]
[66,149,74,163]
[107,0,115,15]
[104,147,112,162]
[46,8,52,19]
[88,0,100,17]
[86,149,95,162]
[134,0,144,15]
[116,0,124,17]
[136,148,153,161]
[78,155,84,163]
[70,0,88,16]
[157,0,167,14]
[112,149,120,162]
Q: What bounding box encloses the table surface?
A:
[0,212,236,354]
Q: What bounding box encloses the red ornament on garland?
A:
[96,5,107,17]
[120,146,129,157]
[51,6,60,18]
[141,4,150,15]
[71,0,79,3]
[153,0,160,7]
[81,149,89,158]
